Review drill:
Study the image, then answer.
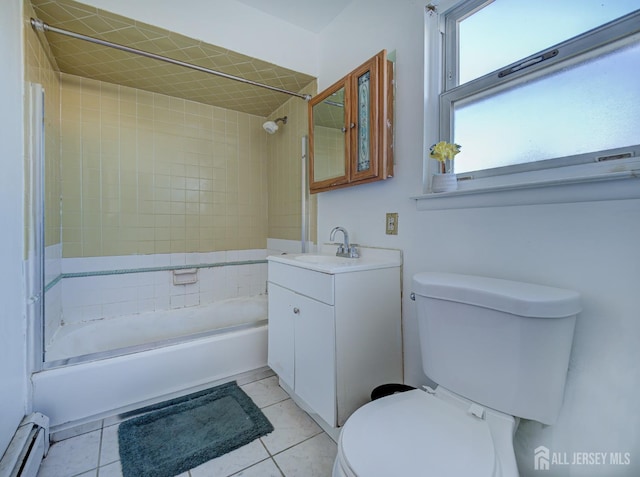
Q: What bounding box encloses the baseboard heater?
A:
[0,413,49,477]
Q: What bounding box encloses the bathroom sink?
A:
[294,255,355,265]
[268,252,401,274]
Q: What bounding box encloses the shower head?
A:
[263,121,279,134]
[263,116,288,134]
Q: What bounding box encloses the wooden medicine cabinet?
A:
[308,50,394,193]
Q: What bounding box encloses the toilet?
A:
[333,272,580,477]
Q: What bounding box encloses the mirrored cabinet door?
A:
[309,82,349,189]
[308,50,393,194]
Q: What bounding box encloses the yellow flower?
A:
[429,141,461,162]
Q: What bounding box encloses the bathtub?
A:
[32,295,268,429]
[46,295,267,363]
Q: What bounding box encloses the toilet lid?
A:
[340,390,496,477]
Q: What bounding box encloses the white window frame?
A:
[419,1,640,206]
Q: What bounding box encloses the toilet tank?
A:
[413,272,580,425]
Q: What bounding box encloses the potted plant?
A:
[429,141,461,193]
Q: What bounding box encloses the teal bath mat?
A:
[118,381,273,477]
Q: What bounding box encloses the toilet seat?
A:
[335,389,502,477]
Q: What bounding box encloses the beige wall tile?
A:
[267,81,317,243]
[59,73,272,257]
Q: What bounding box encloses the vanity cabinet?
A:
[267,256,402,428]
[308,50,394,193]
[268,282,336,424]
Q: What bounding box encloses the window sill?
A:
[413,170,640,210]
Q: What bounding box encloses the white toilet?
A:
[333,272,580,477]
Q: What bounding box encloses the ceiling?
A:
[236,0,352,34]
[29,0,316,117]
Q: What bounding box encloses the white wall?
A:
[77,0,319,76]
[317,1,640,476]
[316,0,426,390]
[0,0,27,457]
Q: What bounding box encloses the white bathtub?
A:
[32,296,268,429]
[46,295,267,362]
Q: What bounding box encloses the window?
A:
[437,0,640,184]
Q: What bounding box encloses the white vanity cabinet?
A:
[267,252,402,429]
[268,282,336,424]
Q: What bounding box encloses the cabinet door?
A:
[294,292,336,427]
[267,283,295,390]
[349,55,380,183]
[308,79,350,192]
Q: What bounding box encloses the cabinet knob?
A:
[293,307,300,314]
[350,122,356,129]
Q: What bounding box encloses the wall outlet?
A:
[386,213,398,235]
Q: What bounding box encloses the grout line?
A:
[271,456,286,477]
[259,438,273,458]
[95,420,104,476]
[260,396,294,412]
[225,456,274,477]
[268,430,326,458]
[237,369,276,387]
[261,395,290,409]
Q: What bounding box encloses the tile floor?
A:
[36,370,338,477]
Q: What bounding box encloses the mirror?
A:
[311,85,347,183]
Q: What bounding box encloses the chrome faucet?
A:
[330,226,359,258]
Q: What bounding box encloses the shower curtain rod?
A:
[30,18,312,101]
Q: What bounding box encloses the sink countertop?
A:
[267,247,402,274]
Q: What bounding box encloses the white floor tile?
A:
[75,470,97,477]
[97,460,122,477]
[190,440,269,477]
[241,376,289,408]
[51,421,102,443]
[260,399,322,455]
[37,429,101,477]
[235,367,275,386]
[99,424,120,466]
[274,433,337,477]
[230,458,283,477]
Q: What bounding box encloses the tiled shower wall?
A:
[267,82,317,243]
[59,73,269,258]
[58,250,267,327]
[24,3,316,353]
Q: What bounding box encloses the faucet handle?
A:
[348,244,359,258]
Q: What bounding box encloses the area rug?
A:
[118,381,274,477]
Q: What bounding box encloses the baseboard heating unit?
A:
[0,413,49,477]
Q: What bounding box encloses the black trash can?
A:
[370,383,416,401]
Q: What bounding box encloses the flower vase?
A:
[431,173,458,193]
